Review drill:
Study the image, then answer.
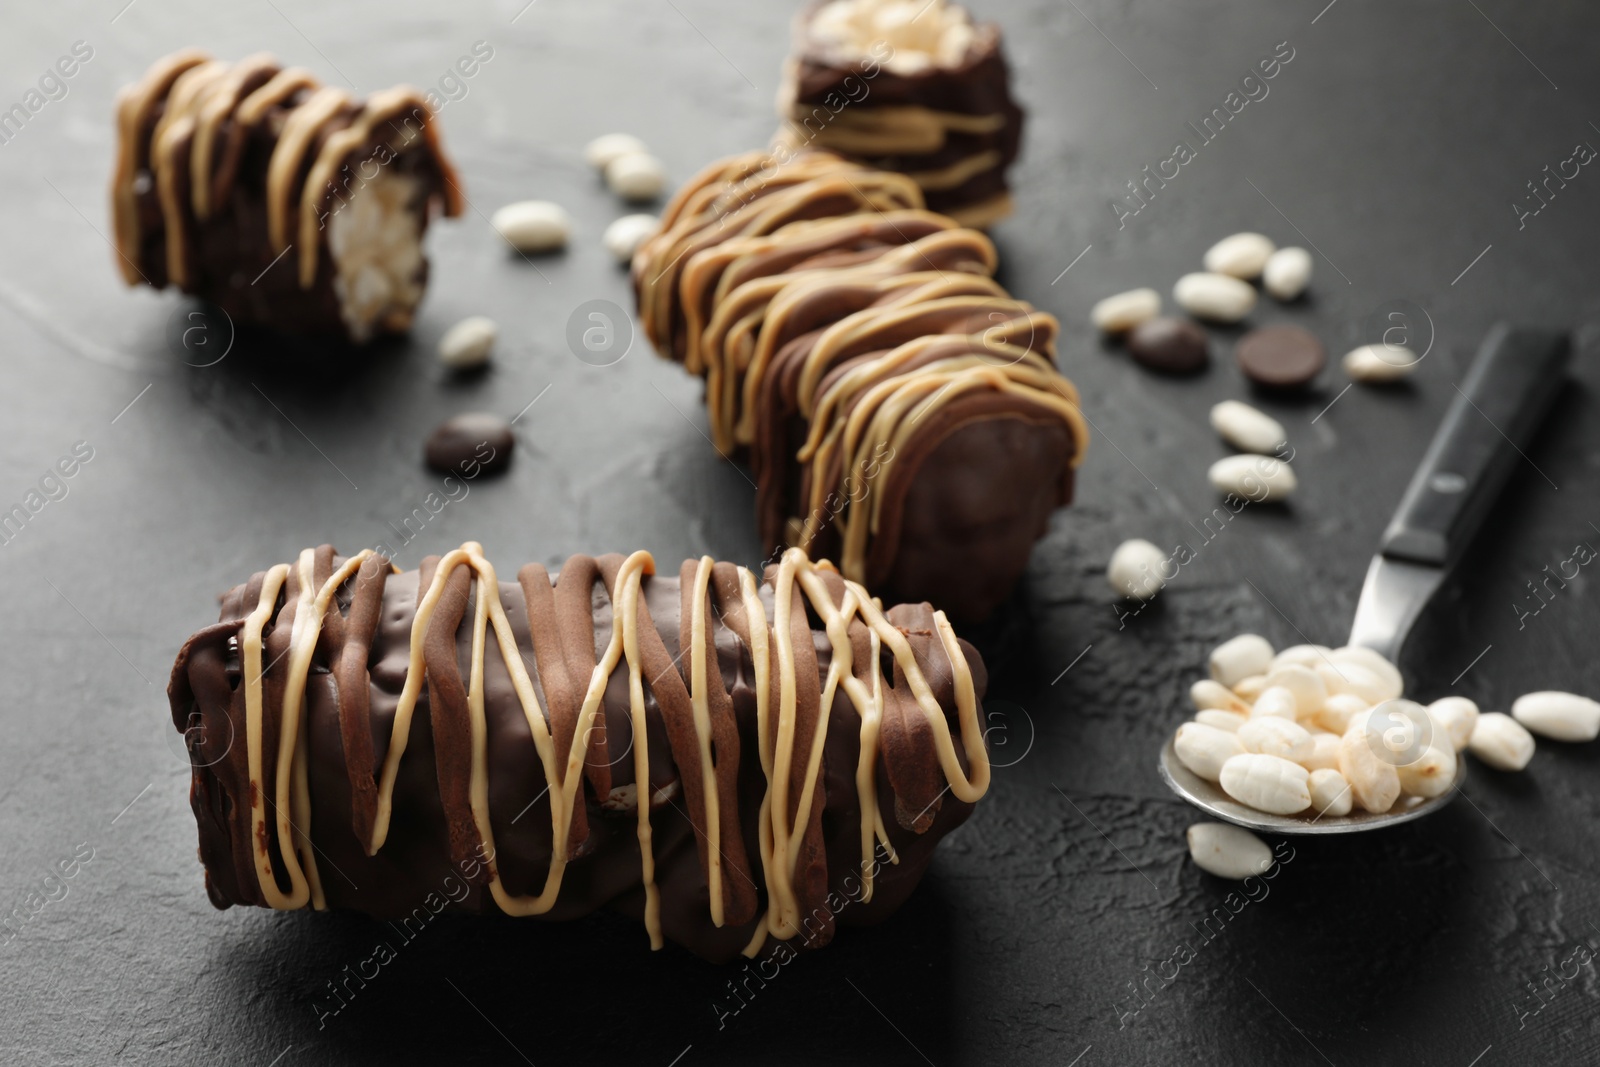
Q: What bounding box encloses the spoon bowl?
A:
[1158,734,1465,835]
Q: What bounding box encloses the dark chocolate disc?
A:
[1127,317,1209,374]
[1235,325,1325,389]
[425,413,514,476]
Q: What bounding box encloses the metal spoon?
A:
[1160,323,1570,834]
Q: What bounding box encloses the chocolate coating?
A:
[110,50,462,343]
[632,149,1089,621]
[168,546,989,963]
[1127,317,1210,375]
[1236,324,1326,389]
[779,0,1025,226]
[876,413,1075,620]
[424,413,513,476]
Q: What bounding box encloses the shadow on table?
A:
[177,316,406,395]
[1175,799,1496,1060]
[211,873,962,1067]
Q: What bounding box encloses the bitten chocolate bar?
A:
[633,148,1088,620]
[169,543,991,962]
[776,0,1025,228]
[111,50,463,342]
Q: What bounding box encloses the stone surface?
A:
[0,2,1597,1065]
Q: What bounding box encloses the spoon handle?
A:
[1380,324,1570,566]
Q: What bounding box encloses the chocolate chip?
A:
[425,413,514,476]
[1127,317,1209,374]
[1236,325,1325,389]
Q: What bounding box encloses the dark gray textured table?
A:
[2,1,1598,1064]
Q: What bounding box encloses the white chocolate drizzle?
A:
[234,543,988,954]
[110,50,462,295]
[633,149,1088,589]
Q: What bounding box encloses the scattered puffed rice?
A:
[606,152,666,201]
[1316,659,1391,706]
[1262,246,1312,300]
[1396,744,1457,799]
[1427,696,1479,752]
[1338,724,1401,813]
[1302,733,1342,773]
[1107,538,1167,600]
[1344,344,1419,383]
[1469,713,1535,771]
[1314,693,1370,737]
[1175,722,1245,782]
[1197,709,1248,732]
[1238,717,1313,762]
[1186,822,1275,880]
[602,213,659,263]
[1174,271,1257,323]
[492,200,570,253]
[1208,454,1297,502]
[1090,287,1160,333]
[1171,635,1480,820]
[1220,753,1312,815]
[1234,675,1270,703]
[1249,686,1299,720]
[1209,400,1287,456]
[438,315,497,369]
[1264,664,1327,716]
[1203,233,1276,280]
[1191,679,1250,714]
[1308,768,1353,816]
[1330,646,1404,701]
[585,132,648,170]
[1270,644,1330,671]
[1209,634,1274,688]
[1511,691,1600,742]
